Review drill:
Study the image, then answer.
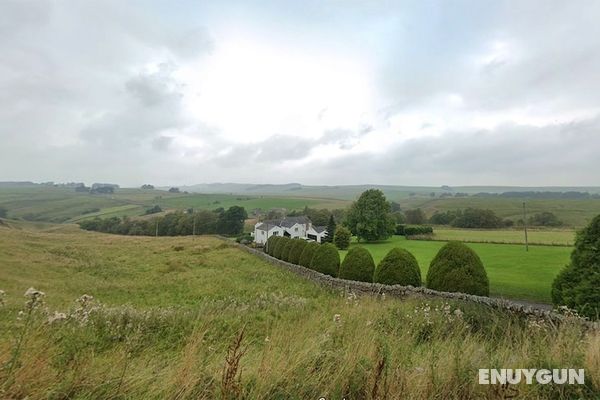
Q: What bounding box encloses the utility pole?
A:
[155,219,159,237]
[193,216,196,236]
[523,202,529,252]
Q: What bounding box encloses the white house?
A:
[252,216,328,244]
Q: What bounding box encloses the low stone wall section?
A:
[219,237,594,327]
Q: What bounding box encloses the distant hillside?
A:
[180,183,600,201]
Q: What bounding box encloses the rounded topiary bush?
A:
[280,238,296,262]
[288,239,308,265]
[339,246,375,282]
[272,237,290,260]
[552,214,600,319]
[374,247,421,286]
[426,241,489,296]
[310,243,340,277]
[266,236,279,255]
[299,242,319,268]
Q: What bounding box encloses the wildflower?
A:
[264,336,270,343]
[24,287,45,308]
[453,309,463,319]
[333,314,341,323]
[77,294,94,306]
[0,289,5,307]
[48,311,67,324]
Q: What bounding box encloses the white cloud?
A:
[1,0,600,186]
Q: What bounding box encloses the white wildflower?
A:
[24,287,45,308]
[333,314,341,323]
[48,311,67,324]
[0,289,5,307]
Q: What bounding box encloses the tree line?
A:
[79,206,247,236]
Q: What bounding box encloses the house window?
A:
[294,227,298,232]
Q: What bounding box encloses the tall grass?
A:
[0,289,597,399]
[0,229,597,398]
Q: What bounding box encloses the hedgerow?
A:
[299,242,319,268]
[374,248,421,286]
[426,242,489,296]
[339,246,375,282]
[310,243,340,277]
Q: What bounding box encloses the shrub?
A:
[334,226,351,249]
[426,242,489,296]
[403,225,433,236]
[265,236,279,255]
[552,214,600,319]
[272,237,290,259]
[280,238,296,262]
[339,247,375,282]
[299,242,319,268]
[310,243,340,277]
[288,240,308,265]
[374,248,421,286]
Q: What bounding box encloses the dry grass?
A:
[0,226,598,399]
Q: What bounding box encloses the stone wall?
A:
[221,238,591,326]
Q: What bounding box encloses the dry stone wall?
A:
[220,237,592,326]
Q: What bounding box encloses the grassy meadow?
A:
[340,236,572,303]
[404,196,600,228]
[429,227,575,246]
[0,186,347,224]
[0,226,598,399]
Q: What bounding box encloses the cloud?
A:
[1,0,599,186]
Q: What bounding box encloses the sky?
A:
[1,0,600,187]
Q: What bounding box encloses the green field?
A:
[0,186,348,223]
[404,196,600,227]
[340,236,571,303]
[429,227,575,246]
[0,226,596,399]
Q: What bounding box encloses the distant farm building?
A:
[252,216,328,244]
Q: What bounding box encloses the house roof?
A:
[255,216,311,231]
[312,225,327,234]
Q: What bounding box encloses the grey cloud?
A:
[308,115,600,186]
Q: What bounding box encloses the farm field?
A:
[404,196,600,227]
[0,186,347,223]
[339,236,572,303]
[0,226,596,399]
[429,227,575,246]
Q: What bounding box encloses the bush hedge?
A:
[552,214,600,319]
[272,236,290,259]
[339,246,375,282]
[280,238,296,262]
[334,226,351,250]
[426,241,489,296]
[396,224,434,236]
[265,236,279,256]
[374,248,421,286]
[288,239,308,265]
[310,243,340,277]
[299,242,319,268]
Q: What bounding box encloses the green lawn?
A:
[340,236,572,303]
[430,227,575,246]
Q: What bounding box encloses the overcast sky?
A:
[2,0,600,187]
